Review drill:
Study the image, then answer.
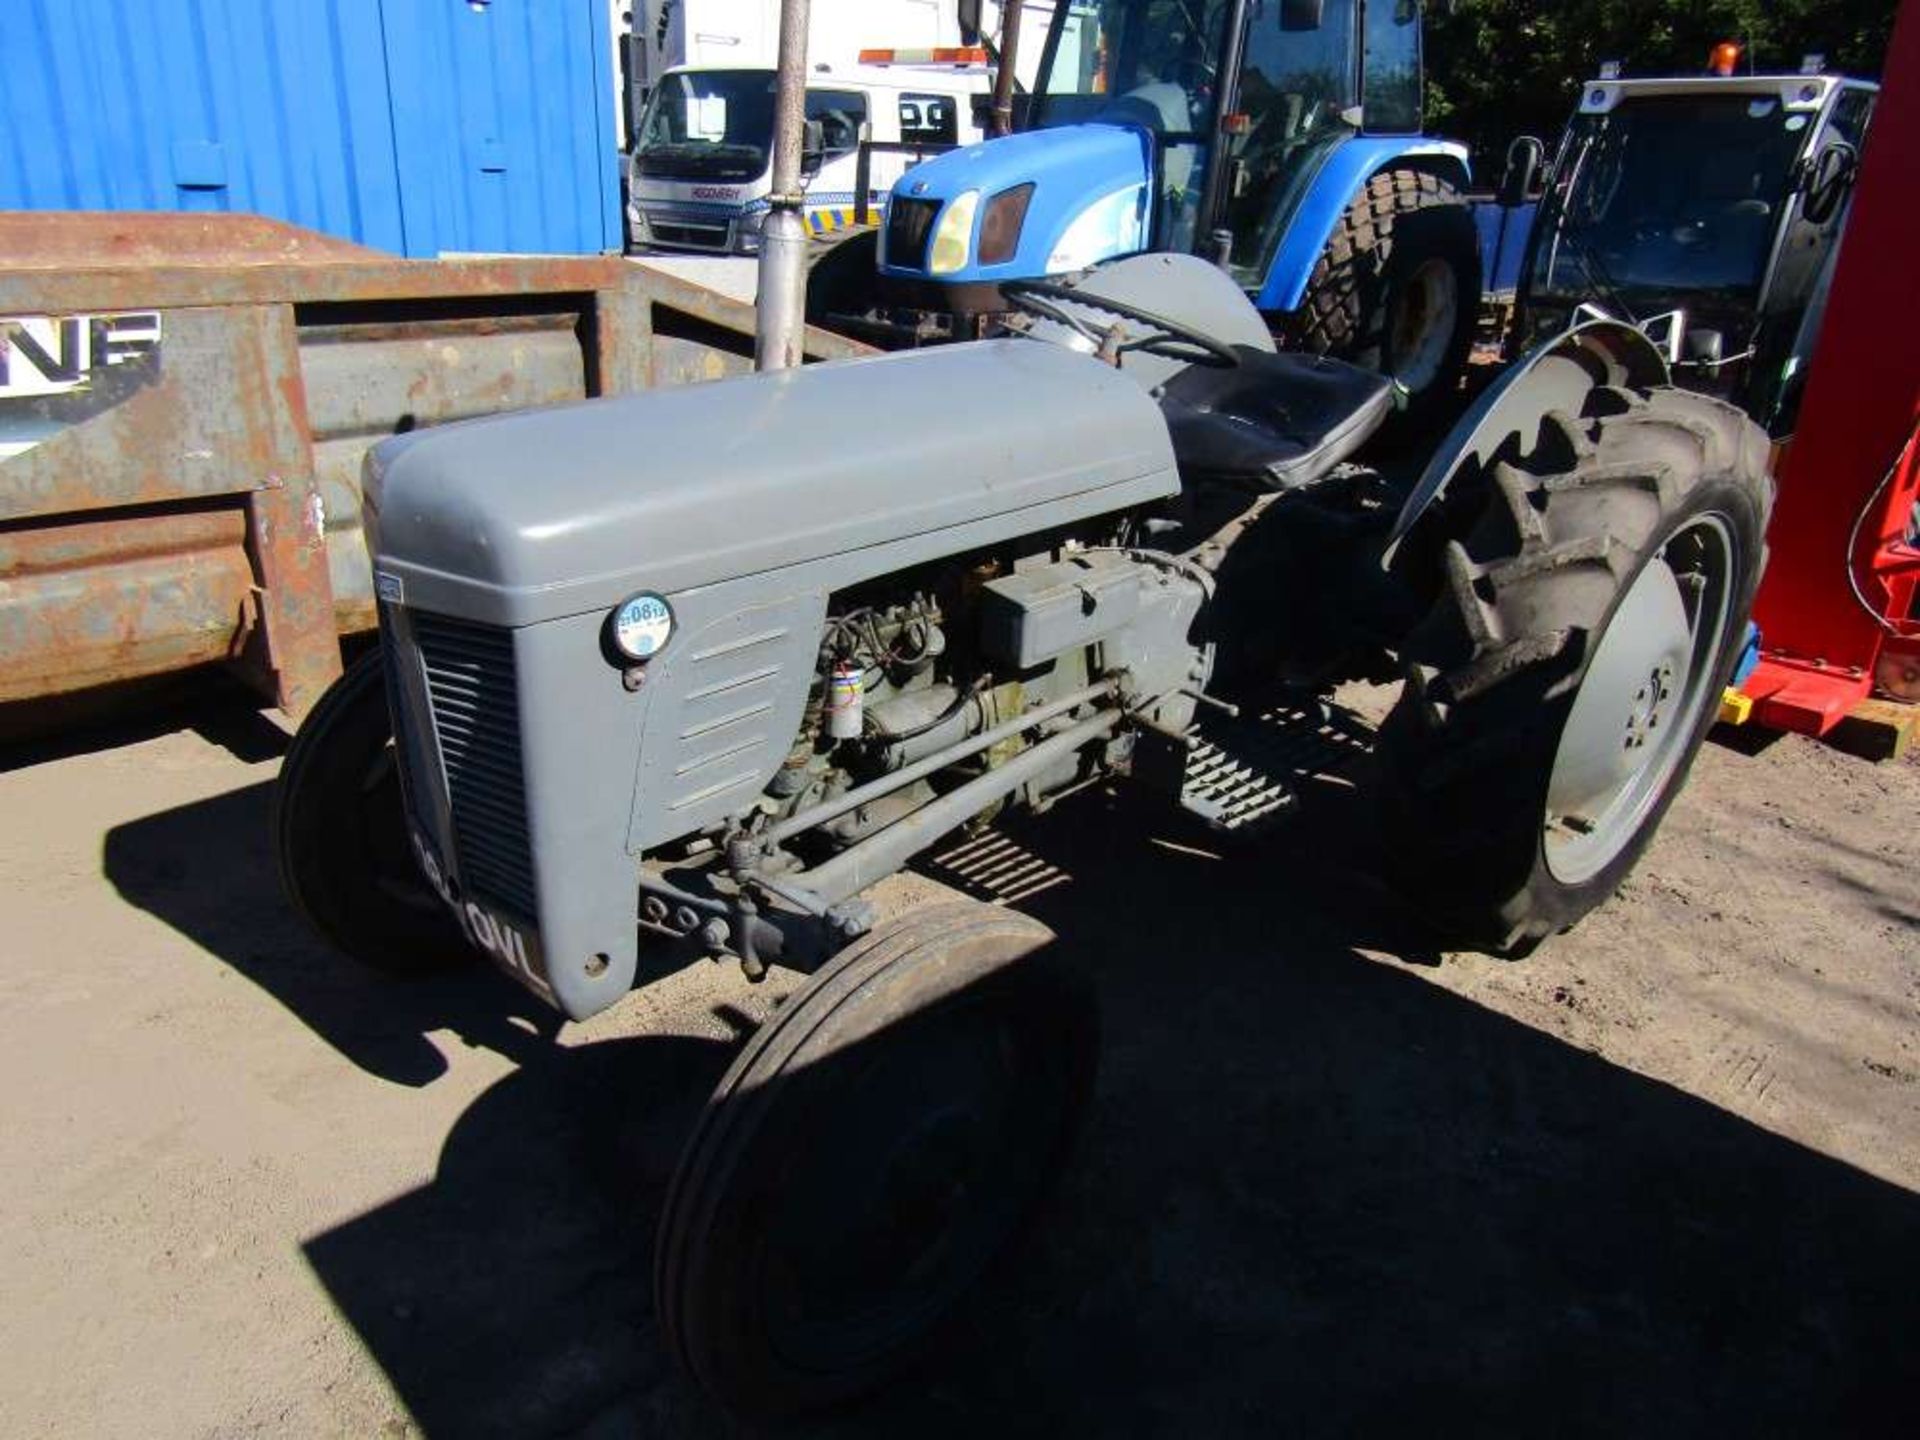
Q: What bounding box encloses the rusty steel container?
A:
[0,213,872,722]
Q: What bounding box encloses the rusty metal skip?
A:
[0,211,873,725]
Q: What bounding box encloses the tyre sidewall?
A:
[659,917,1097,1418]
[805,227,880,328]
[273,650,470,973]
[1370,199,1481,416]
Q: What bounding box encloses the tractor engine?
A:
[363,339,1206,1020]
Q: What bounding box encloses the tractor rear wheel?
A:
[1378,386,1774,953]
[273,649,471,975]
[655,900,1097,1418]
[1285,168,1481,421]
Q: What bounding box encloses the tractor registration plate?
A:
[408,828,548,992]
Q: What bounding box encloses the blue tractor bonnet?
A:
[878,123,1155,283]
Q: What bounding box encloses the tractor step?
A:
[1176,697,1373,838]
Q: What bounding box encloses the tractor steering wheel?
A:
[1000,278,1243,368]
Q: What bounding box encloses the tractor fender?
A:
[1382,319,1671,566]
[1254,137,1472,316]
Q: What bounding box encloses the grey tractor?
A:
[275,252,1772,1417]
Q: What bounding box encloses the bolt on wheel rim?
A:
[1544,513,1735,885]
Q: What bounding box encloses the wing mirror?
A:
[1281,0,1326,32]
[1497,135,1546,208]
[1682,327,1726,376]
[1801,140,1858,225]
[800,119,825,179]
[957,0,983,45]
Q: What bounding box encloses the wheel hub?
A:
[1623,660,1677,750]
[1544,516,1735,885]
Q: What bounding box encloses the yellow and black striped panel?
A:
[805,206,855,235]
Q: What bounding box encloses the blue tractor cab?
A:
[857,0,1481,412]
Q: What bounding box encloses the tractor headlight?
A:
[1045,183,1148,273]
[977,183,1035,266]
[928,189,981,275]
[609,591,675,662]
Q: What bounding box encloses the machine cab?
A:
[1517,70,1878,432]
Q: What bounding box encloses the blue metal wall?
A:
[0,0,620,257]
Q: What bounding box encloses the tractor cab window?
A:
[806,90,867,161]
[1362,0,1422,134]
[1034,0,1233,126]
[1032,0,1238,252]
[1223,0,1360,281]
[1532,94,1808,320]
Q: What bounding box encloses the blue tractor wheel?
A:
[1284,169,1481,419]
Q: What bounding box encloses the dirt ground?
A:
[0,681,1915,1438]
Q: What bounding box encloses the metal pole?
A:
[989,0,1024,138]
[795,711,1121,904]
[755,0,811,371]
[1192,0,1251,249]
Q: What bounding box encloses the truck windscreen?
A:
[634,70,777,182]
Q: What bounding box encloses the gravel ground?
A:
[0,685,1914,1437]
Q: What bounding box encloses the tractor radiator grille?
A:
[411,612,538,920]
[885,197,940,271]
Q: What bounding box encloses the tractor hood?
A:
[364,339,1180,628]
[878,123,1153,284]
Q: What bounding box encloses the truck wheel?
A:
[804,227,882,338]
[272,649,470,974]
[1285,169,1480,420]
[1378,386,1774,953]
[656,901,1097,1418]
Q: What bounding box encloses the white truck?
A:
[626,61,988,254]
[620,1,1062,256]
[620,0,1053,93]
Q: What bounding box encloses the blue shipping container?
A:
[0,0,620,257]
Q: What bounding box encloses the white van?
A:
[626,64,988,255]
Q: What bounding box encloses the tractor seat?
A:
[1155,347,1394,490]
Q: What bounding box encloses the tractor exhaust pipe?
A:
[989,0,1024,138]
[755,0,811,371]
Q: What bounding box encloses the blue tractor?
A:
[828,0,1481,413]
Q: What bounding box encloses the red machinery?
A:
[1741,0,1920,733]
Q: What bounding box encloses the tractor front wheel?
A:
[273,649,471,975]
[1378,386,1774,953]
[655,900,1098,1418]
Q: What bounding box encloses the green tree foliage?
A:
[1426,0,1900,174]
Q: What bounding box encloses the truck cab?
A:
[628,63,987,254]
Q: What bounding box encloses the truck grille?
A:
[648,218,733,251]
[885,197,940,271]
[411,612,538,920]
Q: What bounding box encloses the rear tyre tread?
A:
[1380,384,1774,951]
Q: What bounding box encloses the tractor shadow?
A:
[102,778,562,1087]
[273,789,1918,1436]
